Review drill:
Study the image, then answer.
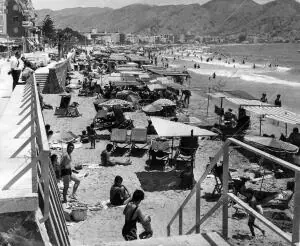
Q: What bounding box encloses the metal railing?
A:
[4,75,70,246]
[167,138,300,245]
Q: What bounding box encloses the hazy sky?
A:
[32,0,278,10]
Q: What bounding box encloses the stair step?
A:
[203,232,231,246]
[103,232,230,246]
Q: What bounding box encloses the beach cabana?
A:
[243,106,300,136]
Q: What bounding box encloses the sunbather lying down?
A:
[101,144,132,166]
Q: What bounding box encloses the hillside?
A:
[35,0,300,36]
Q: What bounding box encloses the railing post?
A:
[179,207,183,235]
[292,171,300,245]
[167,225,170,237]
[196,182,201,234]
[222,142,229,239]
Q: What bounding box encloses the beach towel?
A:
[101,200,126,210]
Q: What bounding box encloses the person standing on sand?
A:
[122,190,153,241]
[260,93,268,103]
[246,189,265,238]
[274,94,281,107]
[60,142,81,203]
[89,123,96,149]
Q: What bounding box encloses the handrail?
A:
[167,140,229,233]
[227,193,292,243]
[167,137,300,245]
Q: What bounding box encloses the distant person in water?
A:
[274,94,281,107]
[253,64,256,69]
[212,72,216,79]
[260,93,268,103]
[110,176,131,206]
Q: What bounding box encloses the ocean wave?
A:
[188,68,300,87]
[183,57,291,72]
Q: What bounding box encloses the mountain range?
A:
[36,0,300,37]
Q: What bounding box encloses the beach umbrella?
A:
[142,104,163,113]
[244,135,299,154]
[97,99,132,107]
[153,99,176,107]
[150,117,216,137]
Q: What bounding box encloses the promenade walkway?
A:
[0,60,13,117]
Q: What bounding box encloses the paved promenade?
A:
[0,59,13,118]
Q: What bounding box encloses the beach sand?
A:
[42,67,293,246]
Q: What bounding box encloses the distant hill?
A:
[35,0,300,37]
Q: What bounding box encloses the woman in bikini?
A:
[122,190,152,241]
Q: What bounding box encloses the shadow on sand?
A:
[136,170,184,192]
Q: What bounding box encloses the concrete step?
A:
[102,232,230,246]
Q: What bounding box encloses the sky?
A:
[31,0,277,10]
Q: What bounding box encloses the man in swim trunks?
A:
[60,142,80,203]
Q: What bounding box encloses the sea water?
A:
[182,43,300,114]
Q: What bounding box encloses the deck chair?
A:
[130,128,148,150]
[174,136,199,166]
[148,139,171,170]
[54,95,71,116]
[110,128,130,150]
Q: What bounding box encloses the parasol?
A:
[97,99,132,107]
[244,135,299,154]
[142,104,163,113]
[150,117,216,137]
[153,99,176,107]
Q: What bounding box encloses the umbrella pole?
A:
[171,137,174,166]
[259,116,262,136]
[207,87,210,116]
[285,123,288,137]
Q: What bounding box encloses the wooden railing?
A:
[167,138,300,245]
[7,75,70,246]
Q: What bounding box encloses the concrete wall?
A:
[42,60,70,94]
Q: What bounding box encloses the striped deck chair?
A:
[130,128,149,150]
[111,128,130,150]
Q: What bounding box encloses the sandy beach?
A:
[42,59,295,245]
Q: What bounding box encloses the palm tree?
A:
[42,15,55,46]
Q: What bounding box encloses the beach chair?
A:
[148,139,171,170]
[130,128,149,151]
[54,95,80,117]
[110,128,130,150]
[174,136,199,166]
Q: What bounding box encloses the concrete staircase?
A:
[103,232,231,246]
[35,71,49,92]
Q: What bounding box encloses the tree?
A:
[42,15,55,44]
